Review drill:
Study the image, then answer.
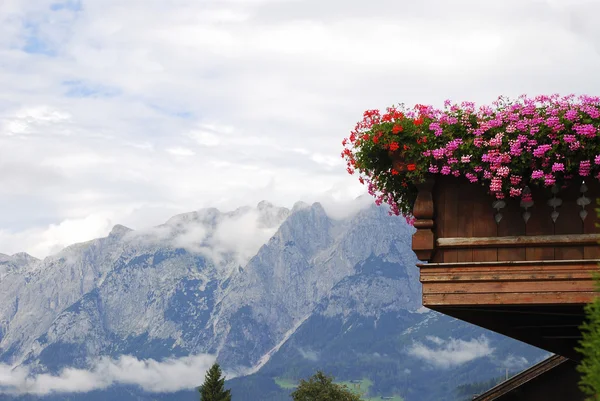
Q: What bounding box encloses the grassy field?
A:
[274,377,298,389]
[338,378,373,396]
[364,396,404,401]
[275,377,403,400]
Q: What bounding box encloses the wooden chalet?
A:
[410,175,600,400]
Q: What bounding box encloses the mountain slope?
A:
[0,203,290,371]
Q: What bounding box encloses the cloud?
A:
[179,207,285,266]
[0,354,218,395]
[407,335,495,369]
[424,336,445,346]
[499,355,529,370]
[1,0,600,255]
[123,203,288,268]
[166,147,196,156]
[297,348,319,362]
[0,212,116,258]
[313,186,374,221]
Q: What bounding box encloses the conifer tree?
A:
[198,363,232,401]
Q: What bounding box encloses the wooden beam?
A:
[441,306,585,317]
[436,233,600,248]
[418,259,600,268]
[423,280,595,295]
[424,291,599,306]
[421,271,596,282]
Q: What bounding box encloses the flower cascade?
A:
[342,94,600,221]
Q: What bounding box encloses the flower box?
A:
[343,95,600,362]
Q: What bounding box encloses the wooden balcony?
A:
[411,176,600,360]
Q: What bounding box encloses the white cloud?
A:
[166,147,196,156]
[500,355,529,370]
[187,130,221,147]
[315,184,373,221]
[407,336,495,369]
[122,203,288,268]
[311,153,342,168]
[170,224,209,253]
[1,106,72,136]
[297,348,319,362]
[0,354,218,395]
[424,336,445,346]
[0,212,116,258]
[1,0,600,255]
[209,210,278,263]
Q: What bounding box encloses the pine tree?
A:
[198,363,232,401]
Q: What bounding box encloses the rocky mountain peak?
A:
[108,224,133,238]
[291,201,310,213]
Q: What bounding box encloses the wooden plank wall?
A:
[584,180,600,259]
[421,259,600,306]
[432,177,600,263]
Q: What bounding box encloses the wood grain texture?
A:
[437,234,600,248]
[497,196,526,261]
[423,291,598,306]
[456,178,473,262]
[554,184,584,260]
[526,186,555,261]
[471,182,498,262]
[411,177,436,261]
[419,259,600,307]
[442,177,459,263]
[584,180,600,259]
[421,177,600,263]
[431,176,446,263]
[423,280,595,294]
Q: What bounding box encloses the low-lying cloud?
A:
[125,204,288,268]
[0,354,218,395]
[499,354,529,370]
[297,347,319,362]
[407,335,494,369]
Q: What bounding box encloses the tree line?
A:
[198,363,362,401]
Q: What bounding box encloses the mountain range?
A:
[0,198,549,401]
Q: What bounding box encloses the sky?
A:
[1,0,600,257]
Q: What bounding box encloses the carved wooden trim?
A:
[411,176,436,261]
[436,234,600,249]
